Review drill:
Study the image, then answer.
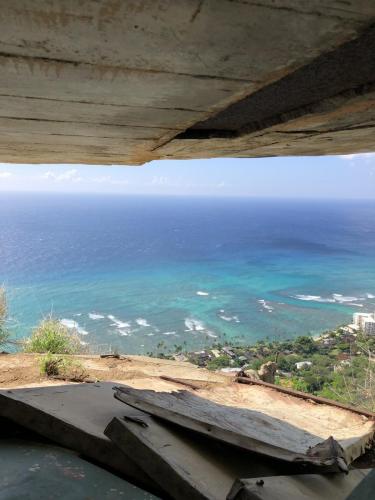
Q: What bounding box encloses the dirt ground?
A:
[0,352,227,390]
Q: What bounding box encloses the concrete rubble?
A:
[0,374,374,499]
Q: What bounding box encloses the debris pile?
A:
[0,377,374,499]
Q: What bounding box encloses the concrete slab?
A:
[0,383,162,496]
[113,384,375,468]
[0,438,158,500]
[0,1,373,163]
[227,471,374,500]
[0,1,372,79]
[105,415,302,500]
[156,87,375,159]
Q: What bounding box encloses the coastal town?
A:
[154,311,375,412]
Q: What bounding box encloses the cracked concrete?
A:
[0,1,373,164]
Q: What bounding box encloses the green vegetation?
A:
[0,287,10,347]
[24,317,82,354]
[39,353,88,381]
[206,355,232,370]
[151,327,374,412]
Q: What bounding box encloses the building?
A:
[222,346,236,358]
[364,319,375,336]
[322,338,336,347]
[342,324,358,334]
[352,312,375,331]
[295,361,312,370]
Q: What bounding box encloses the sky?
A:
[0,153,374,198]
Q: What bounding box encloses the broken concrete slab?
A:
[105,415,297,500]
[226,471,375,500]
[0,382,162,496]
[113,386,375,470]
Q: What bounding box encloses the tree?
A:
[293,336,318,355]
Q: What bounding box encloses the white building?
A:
[364,319,375,336]
[353,312,375,330]
[295,361,312,370]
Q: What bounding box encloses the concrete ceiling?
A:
[0,1,374,164]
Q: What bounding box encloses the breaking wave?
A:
[107,315,131,328]
[60,319,88,335]
[136,318,150,327]
[184,318,205,331]
[258,299,274,312]
[293,293,365,306]
[219,312,240,323]
[60,319,78,329]
[88,313,105,320]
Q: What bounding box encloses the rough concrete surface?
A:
[0,438,156,500]
[0,1,373,164]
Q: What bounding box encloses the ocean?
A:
[1,192,375,354]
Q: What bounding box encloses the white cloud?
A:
[339,152,375,174]
[339,153,375,162]
[91,175,129,186]
[0,171,12,179]
[42,169,82,183]
[91,175,112,183]
[110,179,129,186]
[151,175,169,185]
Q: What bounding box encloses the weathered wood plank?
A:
[105,415,296,500]
[113,386,354,471]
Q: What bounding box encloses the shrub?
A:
[0,287,9,347]
[277,355,298,372]
[206,355,231,370]
[39,353,88,381]
[290,376,310,393]
[0,328,9,348]
[293,336,318,355]
[39,353,61,376]
[24,318,82,354]
[318,352,375,412]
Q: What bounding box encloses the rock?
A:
[241,368,260,381]
[239,361,277,383]
[258,361,277,384]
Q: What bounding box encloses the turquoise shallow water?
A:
[1,193,375,353]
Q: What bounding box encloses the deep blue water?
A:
[1,193,375,353]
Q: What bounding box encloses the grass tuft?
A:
[24,317,82,354]
[39,353,88,382]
